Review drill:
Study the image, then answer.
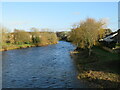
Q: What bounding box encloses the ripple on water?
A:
[2,41,90,88]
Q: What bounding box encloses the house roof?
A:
[100,29,119,42]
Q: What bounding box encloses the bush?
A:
[15,42,23,45]
[24,41,31,44]
[14,29,31,44]
[32,37,40,44]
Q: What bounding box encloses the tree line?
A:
[0,18,112,52]
[0,27,58,47]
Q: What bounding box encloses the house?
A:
[99,29,120,49]
[100,29,120,43]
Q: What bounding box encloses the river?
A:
[2,41,90,88]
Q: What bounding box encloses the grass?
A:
[0,40,58,51]
[0,43,35,51]
[93,46,119,61]
[17,44,33,47]
[70,46,120,88]
[86,46,120,74]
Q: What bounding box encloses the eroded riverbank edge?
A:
[70,47,120,88]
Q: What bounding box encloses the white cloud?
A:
[73,12,80,15]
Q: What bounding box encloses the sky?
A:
[1,2,118,32]
[118,1,120,29]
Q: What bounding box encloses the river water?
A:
[2,41,90,88]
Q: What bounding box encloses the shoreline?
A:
[0,45,36,52]
[0,42,58,52]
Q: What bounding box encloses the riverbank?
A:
[0,42,58,51]
[70,46,120,88]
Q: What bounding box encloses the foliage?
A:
[0,26,9,44]
[98,28,112,39]
[32,37,40,44]
[56,31,70,41]
[116,43,120,46]
[70,18,107,55]
[39,32,58,45]
[115,43,120,48]
[14,29,31,44]
[30,27,41,37]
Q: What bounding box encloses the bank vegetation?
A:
[69,18,120,88]
[0,27,58,51]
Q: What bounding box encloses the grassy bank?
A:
[0,42,58,51]
[1,29,58,51]
[0,43,35,51]
[70,46,120,88]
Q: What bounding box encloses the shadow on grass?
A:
[70,46,120,88]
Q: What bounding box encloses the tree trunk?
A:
[89,48,92,56]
